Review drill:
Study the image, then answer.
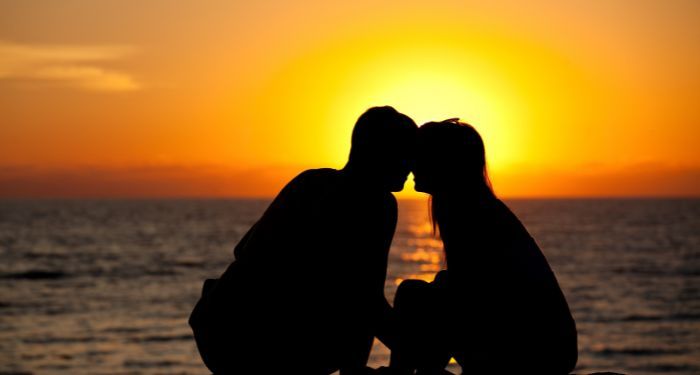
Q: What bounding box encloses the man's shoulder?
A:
[288,168,396,210]
[297,167,339,179]
[290,168,339,184]
[281,168,339,192]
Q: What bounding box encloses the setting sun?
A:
[326,45,526,172]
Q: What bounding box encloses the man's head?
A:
[345,106,417,192]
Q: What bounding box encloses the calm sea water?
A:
[0,198,698,374]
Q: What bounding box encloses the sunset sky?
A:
[1,0,698,198]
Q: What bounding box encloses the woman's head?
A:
[413,119,494,198]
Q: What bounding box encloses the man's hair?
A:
[348,106,417,163]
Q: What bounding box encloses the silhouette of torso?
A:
[437,197,577,371]
[194,168,396,373]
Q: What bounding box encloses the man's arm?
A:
[336,193,398,373]
[231,168,322,261]
[339,193,397,346]
[370,195,398,348]
[232,221,258,260]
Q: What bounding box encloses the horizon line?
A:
[2,194,698,201]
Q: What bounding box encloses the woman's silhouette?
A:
[387,119,577,374]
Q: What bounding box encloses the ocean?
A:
[0,198,698,374]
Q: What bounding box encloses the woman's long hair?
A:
[419,119,495,238]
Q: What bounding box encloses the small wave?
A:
[102,326,143,334]
[144,269,179,277]
[586,312,700,323]
[126,334,192,343]
[23,252,72,260]
[22,336,104,344]
[172,258,204,267]
[610,266,700,277]
[0,270,70,280]
[619,314,663,322]
[628,363,700,372]
[670,312,700,321]
[85,350,113,357]
[20,353,45,360]
[625,312,700,322]
[593,347,687,356]
[123,359,181,368]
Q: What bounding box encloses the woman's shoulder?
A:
[451,197,528,239]
[452,195,508,221]
[483,197,517,221]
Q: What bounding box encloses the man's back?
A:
[191,168,397,373]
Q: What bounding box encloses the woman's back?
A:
[437,196,577,373]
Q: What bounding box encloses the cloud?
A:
[34,65,140,92]
[0,41,141,92]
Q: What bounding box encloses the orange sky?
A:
[1,0,699,198]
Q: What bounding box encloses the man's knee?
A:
[395,279,431,309]
[397,278,430,295]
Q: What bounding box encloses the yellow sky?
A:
[1,0,699,197]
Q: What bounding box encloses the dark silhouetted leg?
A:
[389,278,451,375]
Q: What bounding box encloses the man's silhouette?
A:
[189,106,417,374]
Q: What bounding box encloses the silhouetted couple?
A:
[189,106,578,374]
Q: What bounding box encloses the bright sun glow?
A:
[326,47,526,175]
